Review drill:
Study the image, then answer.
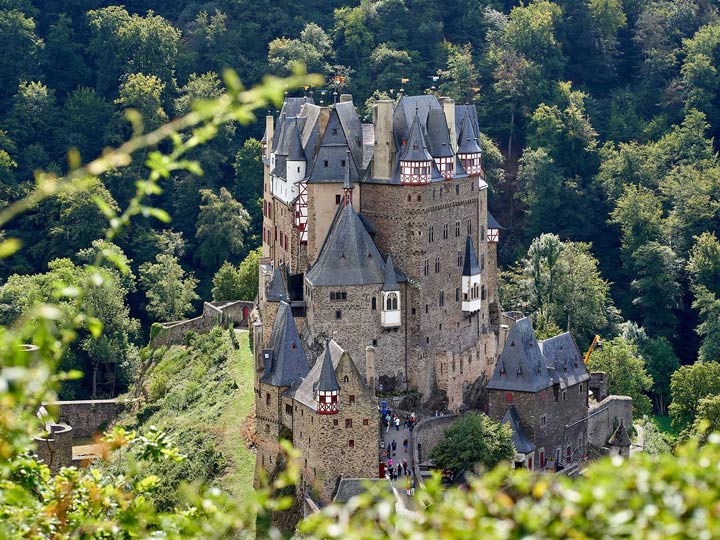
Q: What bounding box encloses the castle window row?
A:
[430,221,473,243]
[330,291,347,301]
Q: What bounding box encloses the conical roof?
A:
[399,112,432,162]
[426,109,454,158]
[462,235,481,276]
[487,211,503,230]
[261,301,310,387]
[382,255,400,292]
[267,263,289,302]
[317,343,340,392]
[305,203,386,286]
[608,421,631,447]
[457,112,481,154]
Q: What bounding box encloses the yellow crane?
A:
[583,334,602,365]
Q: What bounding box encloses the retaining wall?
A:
[587,395,633,448]
[412,414,458,484]
[43,399,123,438]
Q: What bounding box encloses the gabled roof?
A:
[305,203,386,286]
[539,333,590,389]
[426,109,454,158]
[399,112,433,162]
[502,406,535,454]
[307,109,361,184]
[488,211,503,230]
[487,318,551,392]
[382,255,400,292]
[393,95,442,144]
[261,302,310,387]
[272,97,314,151]
[457,112,481,154]
[317,344,340,392]
[267,264,289,302]
[335,100,364,168]
[608,421,631,447]
[462,236,481,277]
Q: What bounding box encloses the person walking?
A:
[405,476,412,496]
[394,416,400,431]
[397,463,403,480]
[391,440,397,454]
[403,438,409,453]
[402,459,408,476]
[385,413,391,432]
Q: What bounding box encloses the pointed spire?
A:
[261,301,310,386]
[462,236,481,277]
[287,119,305,161]
[457,112,481,154]
[343,149,353,207]
[317,343,340,392]
[267,263,289,302]
[383,255,400,292]
[399,111,432,162]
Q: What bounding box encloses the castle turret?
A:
[399,112,432,184]
[462,235,481,313]
[380,255,401,328]
[286,119,306,184]
[457,112,482,176]
[316,345,340,414]
[426,108,455,180]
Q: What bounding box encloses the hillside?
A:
[116,327,256,511]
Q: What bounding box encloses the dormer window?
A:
[499,365,506,377]
[517,367,523,379]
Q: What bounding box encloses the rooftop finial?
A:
[343,149,353,207]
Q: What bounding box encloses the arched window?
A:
[386,293,398,310]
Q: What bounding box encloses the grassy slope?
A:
[121,327,256,510]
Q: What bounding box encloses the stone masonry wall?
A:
[34,423,73,473]
[412,414,458,480]
[306,283,407,389]
[291,355,379,503]
[44,399,122,438]
[587,395,633,449]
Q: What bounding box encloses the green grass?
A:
[120,327,257,513]
[653,414,681,437]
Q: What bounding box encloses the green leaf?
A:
[0,237,21,258]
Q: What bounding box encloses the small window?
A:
[443,223,448,239]
[417,195,421,202]
[506,392,513,404]
[456,288,460,302]
[434,257,440,273]
[457,251,462,267]
[349,395,356,404]
[332,128,338,135]
[333,419,339,426]
[455,221,460,237]
[371,297,377,310]
[424,259,429,276]
[455,184,460,195]
[579,384,583,394]
[336,310,342,320]
[439,290,444,307]
[372,339,377,346]
[341,159,346,167]
[286,404,293,415]
[345,419,352,428]
[266,423,270,433]
[349,439,355,448]
[426,336,430,344]
[266,393,271,406]
[540,415,547,427]
[562,390,567,401]
[324,160,329,167]
[429,226,434,242]
[297,166,301,173]
[343,375,349,383]
[425,304,429,314]
[363,419,369,426]
[336,194,341,204]
[411,308,416,315]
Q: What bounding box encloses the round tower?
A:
[316,345,340,414]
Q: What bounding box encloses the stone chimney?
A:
[438,97,456,153]
[373,99,395,180]
[365,345,376,393]
[265,114,274,151]
[340,93,353,103]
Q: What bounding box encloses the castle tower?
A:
[399,111,433,184]
[462,235,481,313]
[286,119,306,185]
[457,112,482,175]
[316,345,340,414]
[380,255,401,328]
[426,108,455,179]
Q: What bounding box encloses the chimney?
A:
[373,99,395,180]
[265,114,274,150]
[438,97,456,153]
[365,345,376,393]
[340,93,353,103]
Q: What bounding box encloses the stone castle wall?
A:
[587,395,633,449]
[44,399,122,438]
[305,283,407,390]
[412,414,458,481]
[34,423,73,473]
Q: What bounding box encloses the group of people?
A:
[385,458,416,495]
[383,411,417,433]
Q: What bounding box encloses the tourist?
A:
[405,477,412,496]
[394,416,400,431]
[403,438,409,453]
[402,459,408,476]
[397,463,403,479]
[391,440,397,453]
[411,476,416,495]
[385,413,391,432]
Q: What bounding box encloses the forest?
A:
[0,0,719,432]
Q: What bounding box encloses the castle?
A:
[251,94,627,502]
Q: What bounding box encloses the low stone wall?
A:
[150,301,255,348]
[412,414,457,484]
[587,395,633,448]
[44,399,123,438]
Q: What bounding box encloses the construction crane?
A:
[583,334,602,365]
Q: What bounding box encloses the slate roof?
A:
[305,202,386,286]
[487,318,552,392]
[455,104,480,139]
[487,211,503,230]
[333,478,390,503]
[462,236,481,276]
[287,119,305,161]
[267,264,289,302]
[608,421,631,447]
[457,112,482,154]
[502,406,535,454]
[308,109,361,184]
[335,100,364,168]
[398,112,433,162]
[382,255,400,292]
[426,109,454,158]
[317,344,340,392]
[539,333,590,389]
[272,97,313,151]
[288,340,344,410]
[261,301,310,387]
[393,95,442,145]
